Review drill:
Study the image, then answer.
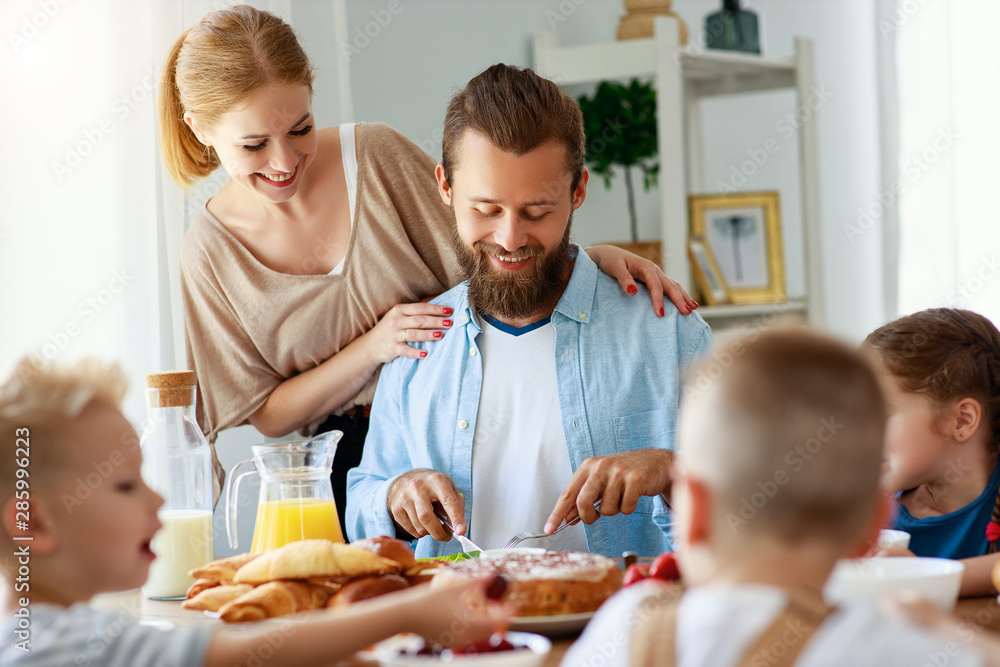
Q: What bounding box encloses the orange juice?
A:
[251,498,343,553]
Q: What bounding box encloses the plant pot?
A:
[605,240,663,270]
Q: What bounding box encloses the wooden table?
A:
[93,592,573,666]
[98,591,999,666]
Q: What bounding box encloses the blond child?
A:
[564,328,985,666]
[0,357,505,666]
[864,308,1000,596]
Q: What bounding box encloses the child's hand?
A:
[404,580,512,649]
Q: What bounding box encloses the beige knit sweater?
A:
[180,123,463,445]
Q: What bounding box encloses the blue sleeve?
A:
[345,360,412,542]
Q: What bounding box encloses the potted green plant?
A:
[577,78,661,265]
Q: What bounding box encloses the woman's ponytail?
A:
[157,31,219,190]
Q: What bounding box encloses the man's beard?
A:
[452,210,574,321]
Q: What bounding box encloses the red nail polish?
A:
[433,331,443,338]
[627,285,638,295]
[443,307,453,315]
[692,301,699,308]
[420,350,428,358]
[684,306,691,314]
[659,308,665,317]
[443,319,452,328]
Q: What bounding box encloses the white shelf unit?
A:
[534,16,824,327]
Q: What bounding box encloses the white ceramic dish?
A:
[877,529,911,550]
[824,557,964,612]
[373,631,551,667]
[508,612,594,637]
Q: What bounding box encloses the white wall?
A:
[291,0,884,343]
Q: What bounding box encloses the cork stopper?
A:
[145,371,197,408]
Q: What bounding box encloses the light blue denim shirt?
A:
[346,246,713,558]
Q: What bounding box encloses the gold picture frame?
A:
[687,236,728,305]
[689,191,786,305]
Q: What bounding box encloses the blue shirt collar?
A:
[454,244,597,332]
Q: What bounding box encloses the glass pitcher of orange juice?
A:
[224,431,344,552]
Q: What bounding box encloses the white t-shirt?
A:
[0,602,214,667]
[328,122,358,276]
[469,315,588,552]
[564,582,984,667]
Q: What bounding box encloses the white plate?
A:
[508,611,593,636]
[373,631,550,667]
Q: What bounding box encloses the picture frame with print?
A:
[687,236,728,305]
[689,191,786,304]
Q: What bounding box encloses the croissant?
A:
[217,580,329,623]
[181,584,254,612]
[189,552,260,586]
[186,578,219,598]
[233,539,401,584]
[326,574,410,608]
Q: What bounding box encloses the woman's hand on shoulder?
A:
[585,245,698,317]
[365,302,454,364]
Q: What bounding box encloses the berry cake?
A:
[432,551,622,617]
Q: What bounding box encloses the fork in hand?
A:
[432,503,484,554]
[501,500,602,549]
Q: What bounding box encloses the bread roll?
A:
[233,539,401,585]
[181,584,254,612]
[326,574,410,608]
[351,536,416,570]
[218,580,329,623]
[189,552,260,586]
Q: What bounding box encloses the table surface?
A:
[113,592,1000,667]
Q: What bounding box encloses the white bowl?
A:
[824,557,964,612]
[877,529,911,550]
[374,631,551,667]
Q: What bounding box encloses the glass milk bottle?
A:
[140,371,214,600]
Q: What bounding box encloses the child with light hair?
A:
[0,357,505,666]
[564,328,988,666]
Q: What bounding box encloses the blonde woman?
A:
[158,5,698,532]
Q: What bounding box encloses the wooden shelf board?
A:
[536,37,795,88]
[697,300,808,320]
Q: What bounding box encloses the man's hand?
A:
[387,468,466,541]
[544,449,674,534]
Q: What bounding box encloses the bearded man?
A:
[345,65,712,558]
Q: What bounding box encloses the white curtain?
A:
[0,0,182,424]
[890,0,1000,323]
[0,0,347,434]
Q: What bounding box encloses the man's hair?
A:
[0,357,128,497]
[441,64,585,193]
[681,328,886,545]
